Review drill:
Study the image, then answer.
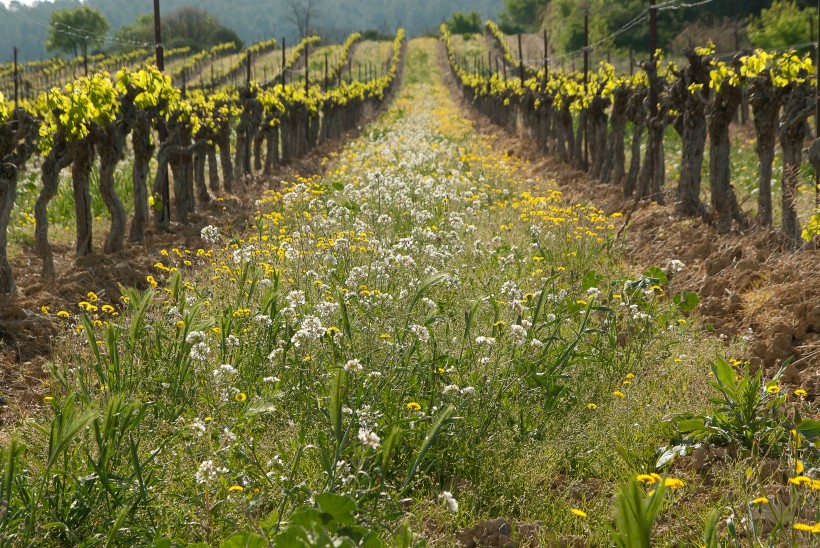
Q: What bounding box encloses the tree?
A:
[113,12,154,50]
[45,6,110,58]
[287,0,321,39]
[499,0,543,34]
[447,11,482,35]
[747,0,817,49]
[163,7,243,51]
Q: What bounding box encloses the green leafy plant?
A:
[669,357,820,455]
[610,478,666,548]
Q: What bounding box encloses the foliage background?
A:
[0,0,503,61]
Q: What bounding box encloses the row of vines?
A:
[0,30,405,296]
[0,47,194,100]
[444,22,820,246]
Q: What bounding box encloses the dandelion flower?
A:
[235,393,247,402]
[57,310,70,318]
[228,485,244,492]
[570,508,587,518]
[612,390,625,398]
[793,522,820,533]
[664,478,685,490]
[406,402,421,411]
[586,403,597,410]
[794,389,807,397]
[636,473,661,485]
[751,497,769,505]
[766,385,780,394]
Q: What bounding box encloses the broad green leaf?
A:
[672,291,700,311]
[643,266,669,285]
[796,418,820,440]
[315,492,357,522]
[220,533,267,548]
[711,357,735,390]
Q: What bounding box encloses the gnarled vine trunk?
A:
[674,50,710,217]
[72,139,95,257]
[601,87,628,185]
[94,121,127,253]
[207,144,220,195]
[749,81,779,227]
[779,82,814,247]
[708,82,745,233]
[587,95,610,180]
[217,123,234,193]
[130,113,154,242]
[637,63,665,203]
[263,125,279,175]
[0,163,16,294]
[35,134,73,280]
[624,91,646,198]
[0,109,37,293]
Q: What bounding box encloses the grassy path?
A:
[7,38,817,546]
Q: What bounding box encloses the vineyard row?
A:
[0,30,406,296]
[444,22,820,245]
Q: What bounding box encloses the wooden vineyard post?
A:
[246,50,252,89]
[816,0,820,206]
[13,47,18,108]
[544,29,549,87]
[583,5,589,170]
[154,0,170,225]
[304,40,309,92]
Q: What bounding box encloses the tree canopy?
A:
[747,0,818,49]
[45,6,110,58]
[447,11,483,35]
[113,7,243,52]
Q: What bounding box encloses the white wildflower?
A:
[410,324,430,343]
[510,324,527,347]
[186,331,207,345]
[344,359,363,373]
[357,428,381,450]
[200,225,221,244]
[439,491,459,513]
[196,460,217,484]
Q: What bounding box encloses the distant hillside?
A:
[0,0,504,63]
